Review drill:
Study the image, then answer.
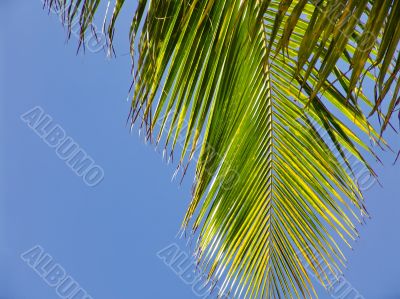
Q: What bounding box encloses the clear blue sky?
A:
[1,1,399,298]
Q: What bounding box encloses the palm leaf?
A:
[44,0,399,298]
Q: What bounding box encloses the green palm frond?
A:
[44,1,399,298]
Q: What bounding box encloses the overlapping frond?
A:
[43,1,399,298]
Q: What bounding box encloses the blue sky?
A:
[1,1,400,299]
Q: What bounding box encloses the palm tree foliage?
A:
[44,0,400,298]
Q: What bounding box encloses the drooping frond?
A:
[43,1,399,298]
